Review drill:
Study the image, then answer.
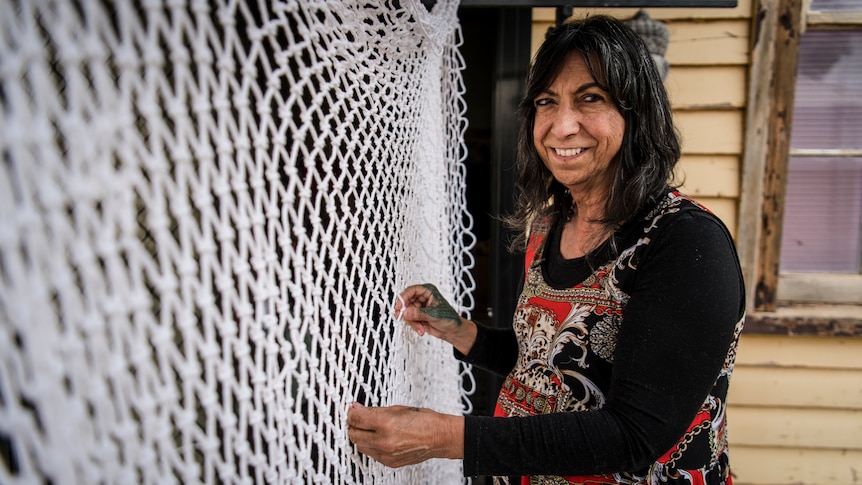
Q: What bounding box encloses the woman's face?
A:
[532,52,625,198]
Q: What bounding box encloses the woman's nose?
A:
[550,104,581,137]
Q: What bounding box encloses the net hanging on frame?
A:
[0,0,476,483]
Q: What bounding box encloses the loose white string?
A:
[395,293,407,322]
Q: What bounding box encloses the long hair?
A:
[505,14,680,252]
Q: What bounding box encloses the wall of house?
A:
[533,4,862,484]
[730,334,862,484]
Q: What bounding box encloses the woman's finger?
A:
[406,320,426,336]
[398,285,434,308]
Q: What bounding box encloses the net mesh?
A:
[0,0,475,483]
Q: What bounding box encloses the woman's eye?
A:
[582,93,603,103]
[534,98,553,108]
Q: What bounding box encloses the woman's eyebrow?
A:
[539,82,604,97]
[575,82,604,94]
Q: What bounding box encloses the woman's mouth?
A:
[553,147,586,157]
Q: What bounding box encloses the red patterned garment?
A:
[490,191,744,485]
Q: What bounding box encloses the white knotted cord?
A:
[0,1,476,483]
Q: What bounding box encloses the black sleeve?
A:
[463,212,745,477]
[454,323,519,377]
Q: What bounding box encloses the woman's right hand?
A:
[396,284,477,355]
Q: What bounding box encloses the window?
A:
[777,4,862,306]
[739,0,862,325]
[781,30,862,275]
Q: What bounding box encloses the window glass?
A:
[790,31,862,150]
[809,0,862,11]
[782,157,862,273]
[781,30,862,273]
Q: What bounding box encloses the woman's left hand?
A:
[346,403,464,468]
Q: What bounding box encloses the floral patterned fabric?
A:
[492,191,744,485]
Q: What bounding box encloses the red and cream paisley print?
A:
[493,192,744,485]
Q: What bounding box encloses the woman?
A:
[347,14,745,484]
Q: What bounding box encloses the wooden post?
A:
[738,0,804,313]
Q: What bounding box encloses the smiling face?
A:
[532,52,625,201]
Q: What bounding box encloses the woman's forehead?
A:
[544,51,605,90]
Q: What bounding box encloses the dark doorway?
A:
[458,6,531,419]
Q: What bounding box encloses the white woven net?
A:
[0,0,475,483]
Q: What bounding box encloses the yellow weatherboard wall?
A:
[730,334,862,484]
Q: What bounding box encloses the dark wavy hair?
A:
[505,14,680,251]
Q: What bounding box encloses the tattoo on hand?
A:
[419,284,461,327]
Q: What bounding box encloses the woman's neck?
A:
[559,186,612,259]
[559,215,611,260]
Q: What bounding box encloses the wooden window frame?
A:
[738,0,862,336]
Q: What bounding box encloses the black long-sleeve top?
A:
[456,190,745,484]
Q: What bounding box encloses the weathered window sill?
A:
[744,303,862,337]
